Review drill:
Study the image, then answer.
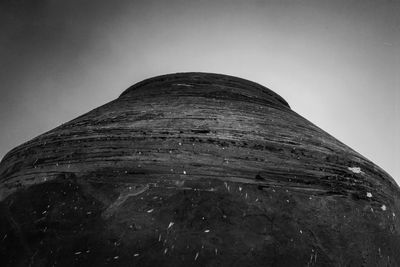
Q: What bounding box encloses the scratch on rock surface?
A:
[102,184,149,218]
[175,83,193,87]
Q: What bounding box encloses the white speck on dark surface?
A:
[348,166,362,174]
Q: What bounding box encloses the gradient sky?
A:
[1,0,399,183]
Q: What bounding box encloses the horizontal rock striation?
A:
[0,72,399,266]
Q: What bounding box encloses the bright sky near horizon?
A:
[1,0,399,183]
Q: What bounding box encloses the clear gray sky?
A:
[1,0,399,183]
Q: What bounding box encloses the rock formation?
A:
[0,72,399,266]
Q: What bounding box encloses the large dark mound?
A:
[0,72,399,266]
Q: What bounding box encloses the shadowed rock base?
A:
[0,73,399,266]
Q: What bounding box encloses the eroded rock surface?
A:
[0,73,399,266]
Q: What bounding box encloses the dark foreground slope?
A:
[0,73,399,266]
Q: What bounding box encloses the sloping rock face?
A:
[0,73,399,266]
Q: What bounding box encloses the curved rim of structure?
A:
[119,72,291,109]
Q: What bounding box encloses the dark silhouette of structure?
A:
[1,73,399,266]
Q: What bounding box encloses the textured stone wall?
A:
[0,73,399,266]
